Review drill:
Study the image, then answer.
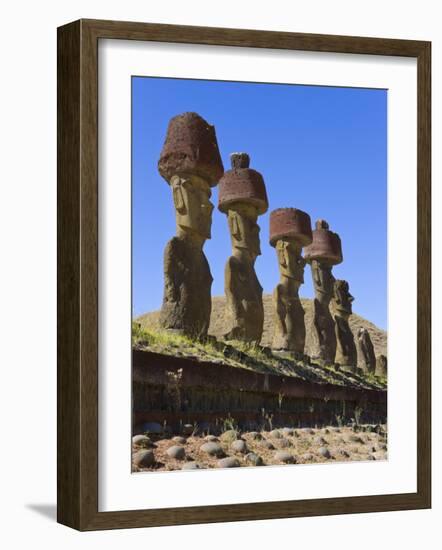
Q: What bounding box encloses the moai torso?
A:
[269,208,312,357]
[224,254,264,342]
[218,153,268,345]
[357,328,376,373]
[304,220,343,366]
[157,112,223,339]
[160,235,213,338]
[375,354,388,377]
[272,282,306,354]
[332,280,357,369]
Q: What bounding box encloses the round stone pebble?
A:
[205,435,218,442]
[166,445,185,460]
[245,452,264,466]
[231,439,248,453]
[269,429,282,439]
[318,447,331,459]
[260,440,275,450]
[200,442,225,457]
[133,449,155,467]
[217,457,240,468]
[132,435,152,447]
[274,451,295,464]
[172,436,187,444]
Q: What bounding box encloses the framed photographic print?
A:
[57,19,431,530]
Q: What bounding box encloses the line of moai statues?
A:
[156,112,386,375]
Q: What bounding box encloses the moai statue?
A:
[218,153,269,344]
[331,279,357,370]
[269,208,313,357]
[375,354,388,377]
[157,112,224,339]
[357,328,376,373]
[304,220,343,366]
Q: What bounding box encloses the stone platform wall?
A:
[133,350,387,433]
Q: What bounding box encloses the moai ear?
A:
[172,183,186,214]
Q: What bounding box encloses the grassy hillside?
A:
[136,294,387,358]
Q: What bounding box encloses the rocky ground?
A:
[132,423,388,472]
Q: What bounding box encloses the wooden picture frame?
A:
[57,18,431,531]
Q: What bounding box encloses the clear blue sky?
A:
[132,77,387,330]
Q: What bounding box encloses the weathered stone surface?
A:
[304,220,343,265]
[172,436,187,444]
[274,451,296,464]
[231,439,248,453]
[260,440,275,450]
[318,447,331,459]
[270,209,312,355]
[269,208,313,248]
[310,296,337,366]
[332,280,357,369]
[219,154,268,344]
[245,452,264,466]
[158,112,224,185]
[277,438,292,448]
[357,328,376,373]
[133,449,155,467]
[160,234,213,339]
[218,153,268,215]
[269,429,282,439]
[375,354,388,377]
[304,220,343,365]
[167,445,186,460]
[200,442,225,457]
[132,435,152,447]
[217,457,240,468]
[158,113,222,339]
[204,435,218,442]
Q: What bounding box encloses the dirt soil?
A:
[132,424,388,472]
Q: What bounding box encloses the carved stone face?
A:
[276,239,305,284]
[333,280,354,315]
[171,175,214,240]
[227,203,261,261]
[311,259,335,303]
